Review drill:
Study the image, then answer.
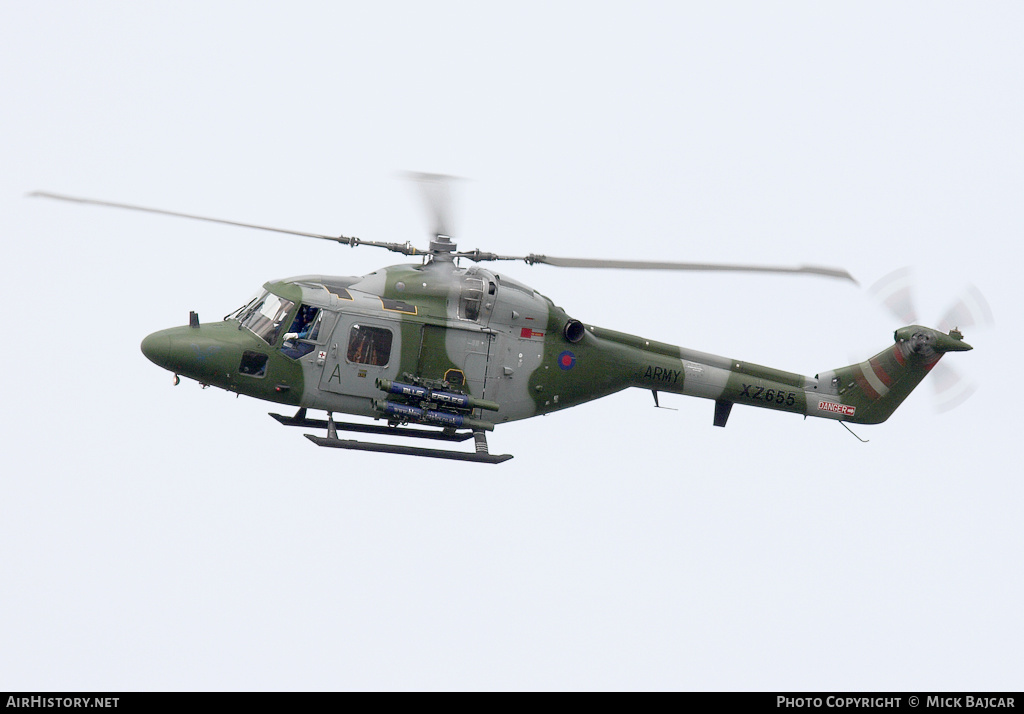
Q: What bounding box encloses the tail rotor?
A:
[868,268,993,413]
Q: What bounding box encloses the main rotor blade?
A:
[30,191,353,243]
[29,191,425,256]
[520,255,857,283]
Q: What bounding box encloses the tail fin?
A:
[819,326,972,424]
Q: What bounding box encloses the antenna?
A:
[839,421,869,443]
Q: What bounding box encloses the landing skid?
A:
[269,408,473,442]
[304,434,513,464]
[271,409,513,464]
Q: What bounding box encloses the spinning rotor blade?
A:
[29,191,423,256]
[868,266,918,324]
[870,267,995,331]
[938,284,994,333]
[461,251,857,283]
[931,361,977,413]
[868,266,993,413]
[403,172,462,240]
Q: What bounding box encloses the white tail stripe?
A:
[858,362,889,397]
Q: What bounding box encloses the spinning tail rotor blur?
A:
[869,267,993,412]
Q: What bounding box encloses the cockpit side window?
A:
[346,325,392,366]
[280,304,323,360]
[239,350,268,377]
[307,311,323,341]
[459,276,486,321]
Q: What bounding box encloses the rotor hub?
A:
[429,234,456,260]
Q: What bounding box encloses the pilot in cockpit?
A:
[280,305,320,359]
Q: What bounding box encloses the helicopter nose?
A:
[141,331,172,369]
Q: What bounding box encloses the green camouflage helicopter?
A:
[34,179,973,464]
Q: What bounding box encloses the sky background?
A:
[2,1,1021,691]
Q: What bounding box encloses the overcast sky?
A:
[2,1,1021,691]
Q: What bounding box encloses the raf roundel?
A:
[557,350,577,371]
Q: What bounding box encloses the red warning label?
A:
[819,400,856,416]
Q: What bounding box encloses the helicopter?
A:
[33,177,973,464]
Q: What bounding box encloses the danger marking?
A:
[819,400,856,416]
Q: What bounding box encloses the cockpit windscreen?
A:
[238,292,295,344]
